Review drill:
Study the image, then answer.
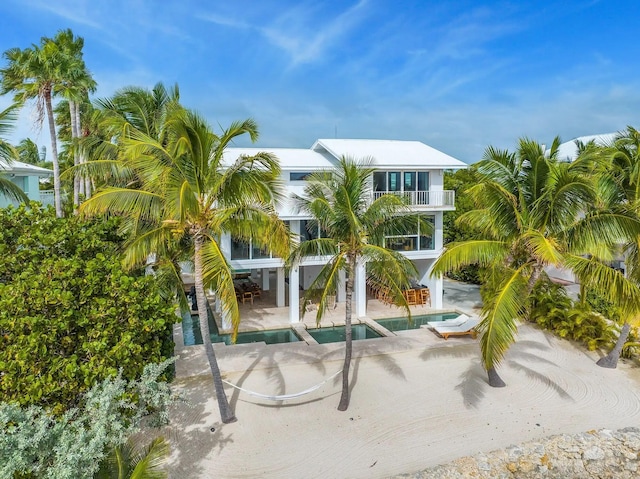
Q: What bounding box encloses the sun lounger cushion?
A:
[432,317,481,339]
[426,313,468,329]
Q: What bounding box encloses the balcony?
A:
[372,190,455,209]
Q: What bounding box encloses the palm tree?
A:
[0,104,29,203]
[583,126,640,368]
[80,108,289,424]
[96,437,169,479]
[1,37,66,216]
[431,137,640,386]
[290,156,420,411]
[52,28,96,210]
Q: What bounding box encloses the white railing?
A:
[372,190,455,208]
[39,190,54,206]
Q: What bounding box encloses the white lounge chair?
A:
[432,316,480,340]
[426,313,469,329]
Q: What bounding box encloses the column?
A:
[288,265,300,323]
[262,268,270,291]
[276,267,285,307]
[354,258,367,318]
[337,269,346,302]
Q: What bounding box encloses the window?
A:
[290,172,312,181]
[373,171,429,192]
[388,172,401,192]
[384,215,434,252]
[373,172,386,192]
[231,238,273,260]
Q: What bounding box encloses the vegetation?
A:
[80,98,289,424]
[432,137,640,387]
[0,205,176,414]
[0,360,177,479]
[0,104,29,203]
[443,168,482,283]
[290,156,419,411]
[0,28,93,216]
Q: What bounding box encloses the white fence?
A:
[372,190,455,208]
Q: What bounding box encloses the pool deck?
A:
[173,278,481,378]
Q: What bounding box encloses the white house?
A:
[218,138,467,324]
[0,159,53,208]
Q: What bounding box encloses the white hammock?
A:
[222,369,342,401]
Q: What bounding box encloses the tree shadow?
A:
[454,362,489,409]
[506,360,573,401]
[161,375,236,478]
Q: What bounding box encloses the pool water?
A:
[375,312,460,332]
[306,324,382,344]
[181,311,300,346]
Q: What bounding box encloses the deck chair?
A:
[426,313,469,329]
[432,316,480,340]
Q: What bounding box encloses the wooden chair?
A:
[419,288,431,306]
[252,288,262,300]
[242,291,253,305]
[405,289,417,306]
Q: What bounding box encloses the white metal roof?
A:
[0,159,52,176]
[312,139,467,169]
[224,139,467,170]
[555,133,618,162]
[223,147,335,170]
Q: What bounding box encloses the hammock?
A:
[222,369,342,401]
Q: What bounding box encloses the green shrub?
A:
[0,205,176,414]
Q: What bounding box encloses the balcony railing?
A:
[39,190,54,206]
[372,190,455,208]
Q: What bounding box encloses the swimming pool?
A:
[375,312,460,332]
[306,324,382,344]
[181,311,300,346]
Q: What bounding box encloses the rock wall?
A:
[392,428,640,479]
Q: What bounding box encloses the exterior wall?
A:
[0,174,45,208]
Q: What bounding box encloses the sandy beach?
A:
[162,320,640,479]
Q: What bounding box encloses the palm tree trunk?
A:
[338,265,354,411]
[487,367,506,387]
[45,89,62,217]
[597,321,630,369]
[70,100,80,212]
[194,235,237,423]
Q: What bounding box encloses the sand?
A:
[162,323,640,479]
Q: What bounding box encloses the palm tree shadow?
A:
[507,359,573,401]
[455,362,489,409]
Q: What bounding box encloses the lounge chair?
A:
[426,313,469,329]
[432,316,480,340]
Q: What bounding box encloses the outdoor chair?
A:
[426,313,469,329]
[242,291,253,305]
[405,289,417,306]
[419,288,431,306]
[432,316,480,340]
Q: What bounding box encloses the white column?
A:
[221,307,232,330]
[289,265,300,323]
[421,261,443,309]
[276,267,285,307]
[337,269,346,302]
[434,212,444,251]
[354,258,367,318]
[262,268,270,291]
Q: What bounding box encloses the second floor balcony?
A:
[372,190,455,209]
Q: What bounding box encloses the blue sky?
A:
[1,0,639,163]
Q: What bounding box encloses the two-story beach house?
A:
[214,139,466,325]
[0,159,53,208]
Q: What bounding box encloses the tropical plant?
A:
[584,126,640,368]
[290,156,420,411]
[0,104,29,203]
[96,437,170,479]
[0,360,178,479]
[80,107,289,424]
[431,137,640,387]
[0,205,176,414]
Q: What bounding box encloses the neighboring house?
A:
[218,138,467,324]
[0,159,53,208]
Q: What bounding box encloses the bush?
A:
[0,205,176,414]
